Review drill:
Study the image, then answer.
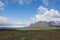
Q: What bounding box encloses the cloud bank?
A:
[30,6,60,23]
[0,16,27,28]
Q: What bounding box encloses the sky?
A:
[0,0,60,28]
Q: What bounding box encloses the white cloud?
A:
[30,6,60,23]
[0,1,5,11]
[38,6,48,14]
[18,0,24,5]
[42,0,49,6]
[0,16,27,28]
[24,0,32,4]
[13,0,33,5]
[18,0,33,5]
[42,0,58,7]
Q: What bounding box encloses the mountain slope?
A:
[18,21,59,30]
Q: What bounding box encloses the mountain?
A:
[17,21,60,30]
[0,21,60,30]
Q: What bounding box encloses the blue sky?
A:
[0,0,60,21]
[0,0,40,21]
[0,0,60,27]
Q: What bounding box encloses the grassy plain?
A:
[0,29,60,40]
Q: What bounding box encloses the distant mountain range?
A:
[0,27,17,30]
[0,21,60,30]
[17,21,60,30]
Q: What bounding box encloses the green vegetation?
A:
[0,29,60,40]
